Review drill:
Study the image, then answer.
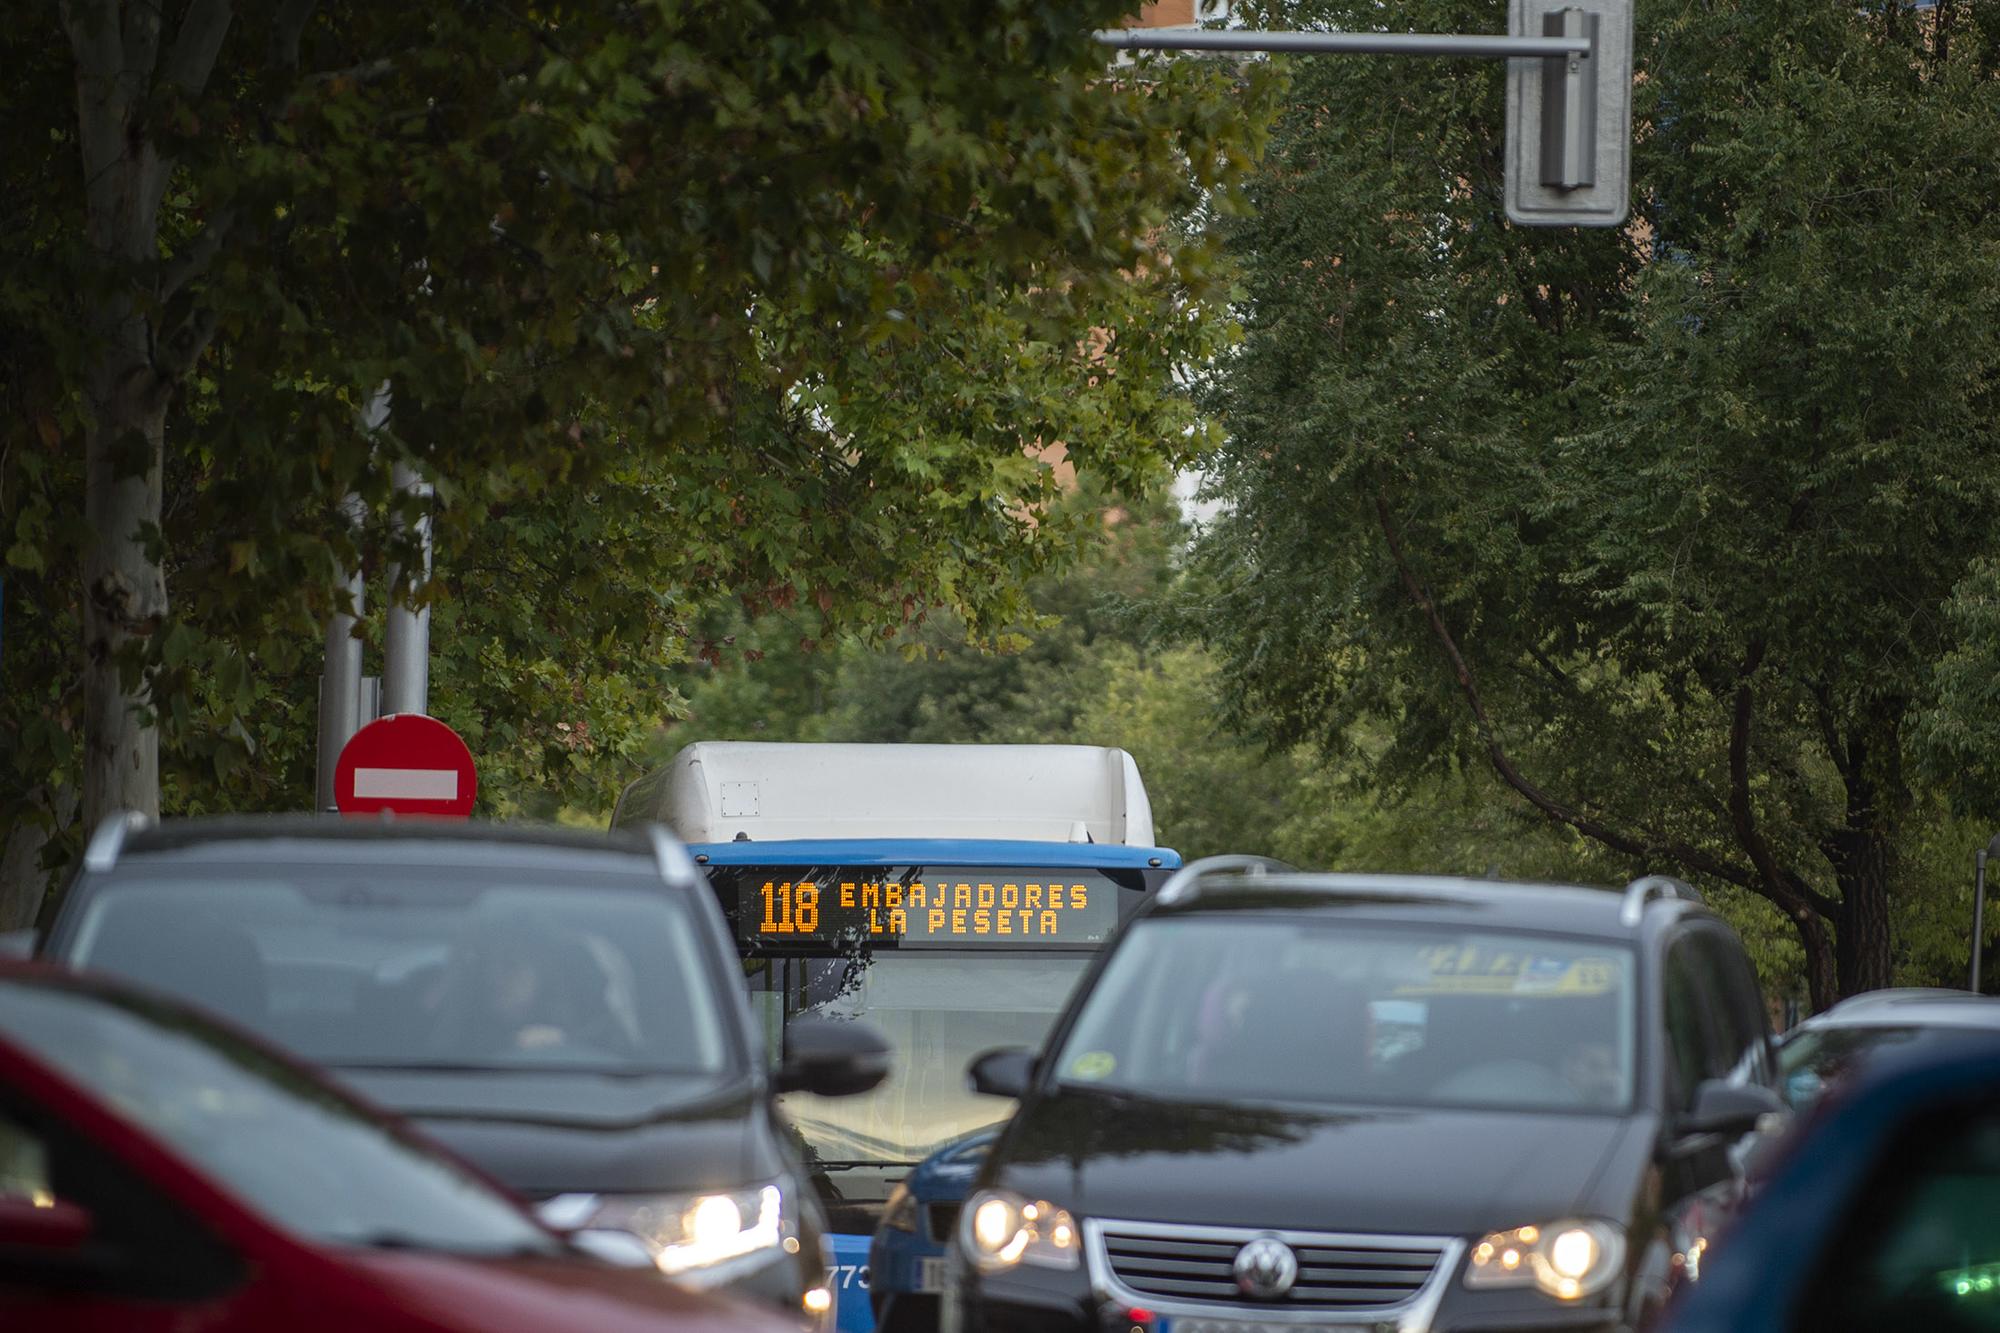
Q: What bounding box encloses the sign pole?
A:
[315,491,368,812]
[382,458,433,717]
[1975,839,1998,995]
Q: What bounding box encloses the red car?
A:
[0,962,794,1333]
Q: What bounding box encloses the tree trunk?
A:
[66,0,179,834]
[82,341,168,832]
[1793,909,1839,1015]
[0,787,78,931]
[1830,827,1896,997]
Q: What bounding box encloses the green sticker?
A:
[1069,1051,1116,1081]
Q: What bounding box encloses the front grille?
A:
[1096,1222,1447,1311]
[926,1201,962,1245]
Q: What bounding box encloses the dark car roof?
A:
[104,815,658,876]
[1153,870,1700,941]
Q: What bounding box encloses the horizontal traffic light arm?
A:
[1093,28,1590,59]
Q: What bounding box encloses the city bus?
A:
[612,742,1179,1332]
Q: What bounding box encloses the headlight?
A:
[882,1182,918,1234]
[1464,1219,1624,1301]
[958,1189,1080,1273]
[543,1184,788,1284]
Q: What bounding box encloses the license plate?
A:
[917,1256,950,1293]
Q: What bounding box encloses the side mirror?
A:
[1682,1079,1788,1138]
[0,929,37,960]
[774,1018,892,1098]
[0,1197,93,1253]
[967,1047,1037,1099]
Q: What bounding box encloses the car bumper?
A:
[947,1260,1633,1333]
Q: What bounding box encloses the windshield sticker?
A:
[1068,1051,1117,1081]
[1394,946,1618,997]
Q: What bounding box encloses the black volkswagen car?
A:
[945,861,1787,1333]
[35,813,892,1329]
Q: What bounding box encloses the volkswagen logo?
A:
[1232,1236,1298,1300]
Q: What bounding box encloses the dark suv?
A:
[945,861,1787,1333]
[35,813,892,1329]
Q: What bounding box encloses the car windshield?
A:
[0,977,560,1254]
[1054,917,1637,1113]
[753,952,1091,1167]
[64,870,732,1076]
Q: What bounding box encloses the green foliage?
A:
[2,3,1274,895]
[1186,0,2000,1001]
[663,490,1625,880]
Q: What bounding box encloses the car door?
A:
[0,1061,273,1331]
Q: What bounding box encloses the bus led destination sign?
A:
[734,866,1120,947]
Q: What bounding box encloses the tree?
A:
[1188,0,2000,1006]
[665,487,1621,872]
[1,2,1271,917]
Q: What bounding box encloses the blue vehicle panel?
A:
[1666,1034,2000,1330]
[868,1132,997,1333]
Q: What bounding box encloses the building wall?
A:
[1134,0,1200,26]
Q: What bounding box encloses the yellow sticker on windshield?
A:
[1069,1051,1117,1081]
[1394,949,1617,997]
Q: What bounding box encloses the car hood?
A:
[339,1069,774,1197]
[341,1250,785,1332]
[909,1129,998,1202]
[995,1088,1635,1237]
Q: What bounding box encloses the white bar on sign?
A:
[353,767,458,800]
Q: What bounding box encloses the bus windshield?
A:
[754,952,1091,1165]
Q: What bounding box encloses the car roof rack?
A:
[645,823,701,890]
[81,811,153,873]
[1156,854,1296,907]
[1618,874,1702,927]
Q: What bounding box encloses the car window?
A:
[1661,942,1714,1112]
[0,1093,243,1300]
[1794,1097,2000,1331]
[64,869,731,1076]
[0,979,561,1257]
[1054,917,1637,1113]
[1781,1027,1983,1113]
[0,1113,50,1205]
[1691,931,1770,1086]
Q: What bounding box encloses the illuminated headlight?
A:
[882,1182,918,1234]
[547,1184,787,1284]
[1464,1219,1624,1301]
[958,1189,1080,1273]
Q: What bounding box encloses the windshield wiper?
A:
[812,1158,921,1171]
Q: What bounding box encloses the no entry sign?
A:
[334,714,478,818]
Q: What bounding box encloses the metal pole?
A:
[314,493,367,811]
[1975,838,2000,995]
[381,457,432,717]
[1093,28,1591,58]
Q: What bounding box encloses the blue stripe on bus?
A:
[685,838,1180,869]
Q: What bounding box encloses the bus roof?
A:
[685,838,1181,869]
[613,742,1158,846]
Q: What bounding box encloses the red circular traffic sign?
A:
[334,714,478,818]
